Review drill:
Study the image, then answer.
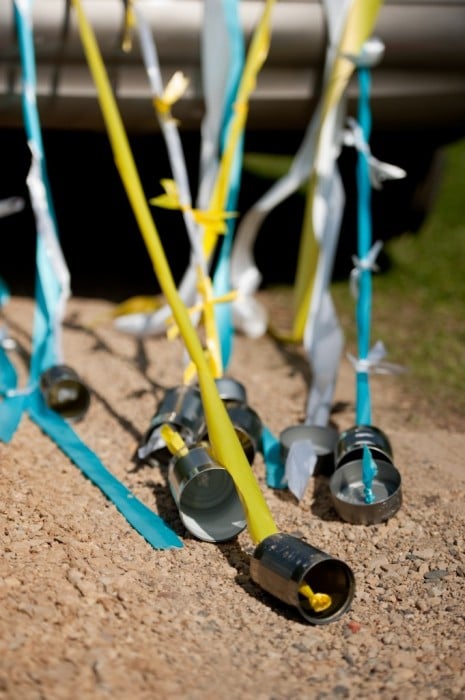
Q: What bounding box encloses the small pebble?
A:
[424,569,448,580]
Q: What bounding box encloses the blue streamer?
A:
[27,391,182,548]
[355,66,373,425]
[362,444,377,504]
[0,278,11,306]
[0,1,183,551]
[213,0,245,370]
[261,425,286,489]
[0,369,25,442]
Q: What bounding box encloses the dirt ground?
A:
[1,290,464,700]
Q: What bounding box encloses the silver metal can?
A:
[329,456,402,525]
[138,385,204,466]
[168,444,246,543]
[250,532,355,625]
[279,424,339,477]
[335,424,393,468]
[40,364,91,421]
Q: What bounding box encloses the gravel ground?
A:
[1,292,464,700]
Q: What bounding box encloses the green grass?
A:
[331,138,465,423]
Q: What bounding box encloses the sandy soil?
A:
[1,291,464,700]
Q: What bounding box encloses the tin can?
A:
[250,532,355,625]
[168,443,247,543]
[40,364,91,421]
[279,424,339,477]
[199,403,263,465]
[335,424,393,468]
[329,456,402,525]
[214,376,248,405]
[138,385,204,466]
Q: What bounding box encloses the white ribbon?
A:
[344,116,407,190]
[26,141,71,365]
[347,339,406,375]
[284,439,317,501]
[342,36,385,68]
[305,290,344,427]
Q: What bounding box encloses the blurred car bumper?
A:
[0,0,464,141]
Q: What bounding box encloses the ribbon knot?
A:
[350,239,383,298]
[150,179,236,236]
[347,340,406,376]
[344,117,407,190]
[153,71,190,122]
[341,37,385,69]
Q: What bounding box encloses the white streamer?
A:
[26,142,70,365]
[284,439,317,501]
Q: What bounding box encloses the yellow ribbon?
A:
[281,0,384,342]
[153,71,190,122]
[161,423,189,458]
[87,294,163,328]
[121,0,136,53]
[71,0,278,545]
[150,178,236,236]
[166,271,237,383]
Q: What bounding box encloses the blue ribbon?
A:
[0,353,25,441]
[0,277,11,306]
[213,0,245,371]
[362,443,377,504]
[0,1,183,551]
[355,66,373,425]
[260,425,286,489]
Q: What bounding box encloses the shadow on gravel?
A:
[217,539,309,626]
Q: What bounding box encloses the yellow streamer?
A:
[288,0,384,341]
[71,0,278,545]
